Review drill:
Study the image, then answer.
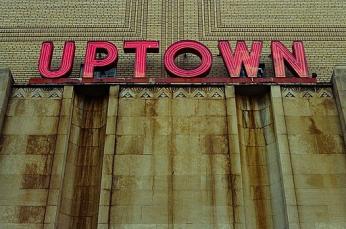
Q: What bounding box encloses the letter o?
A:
[164,40,212,78]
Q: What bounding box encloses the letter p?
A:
[82,41,118,78]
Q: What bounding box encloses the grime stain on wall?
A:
[58,91,108,228]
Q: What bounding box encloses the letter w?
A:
[218,41,263,78]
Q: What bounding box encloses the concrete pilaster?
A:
[45,86,75,229]
[270,86,300,229]
[225,86,246,229]
[0,68,13,134]
[97,86,119,229]
[333,66,346,145]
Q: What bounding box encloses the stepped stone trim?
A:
[11,88,63,99]
[120,87,225,99]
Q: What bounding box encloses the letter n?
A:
[271,41,309,78]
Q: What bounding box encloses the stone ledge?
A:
[0,68,13,134]
[332,66,346,145]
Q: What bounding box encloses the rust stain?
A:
[223,132,236,227]
[328,175,339,188]
[321,98,335,110]
[23,163,39,175]
[13,101,26,116]
[147,97,160,224]
[306,174,324,188]
[205,135,217,227]
[167,148,175,228]
[249,165,268,229]
[0,136,4,153]
[26,135,56,155]
[22,154,52,189]
[21,174,49,189]
[227,174,237,226]
[315,134,338,154]
[249,98,269,229]
[224,112,235,225]
[246,147,265,166]
[168,97,175,229]
[220,97,237,225]
[308,117,322,134]
[18,206,45,224]
[146,99,158,117]
[58,94,108,229]
[146,98,159,153]
[237,96,272,229]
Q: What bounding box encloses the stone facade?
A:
[0,68,345,228]
[1,0,346,228]
[1,0,346,83]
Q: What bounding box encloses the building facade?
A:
[0,1,346,229]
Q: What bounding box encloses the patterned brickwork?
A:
[1,0,346,84]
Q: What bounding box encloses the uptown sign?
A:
[33,40,314,84]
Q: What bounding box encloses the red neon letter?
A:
[38,41,75,78]
[271,41,309,78]
[83,41,118,78]
[218,41,263,78]
[164,40,212,78]
[124,40,159,78]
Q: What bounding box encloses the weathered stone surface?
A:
[282,85,346,228]
[0,84,345,229]
[109,87,240,228]
[6,99,61,117]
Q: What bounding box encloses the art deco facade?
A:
[0,1,345,229]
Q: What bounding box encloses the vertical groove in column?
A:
[236,93,273,229]
[234,87,288,229]
[57,87,109,229]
